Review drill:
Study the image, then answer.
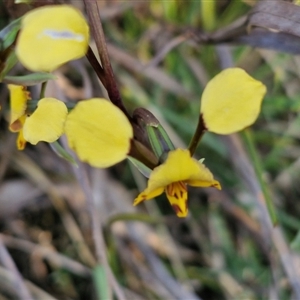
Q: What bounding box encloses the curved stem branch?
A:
[188,114,206,155]
[83,0,131,120]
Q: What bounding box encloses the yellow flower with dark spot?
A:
[16,5,89,72]
[65,99,133,168]
[201,68,266,134]
[8,84,67,149]
[134,149,221,217]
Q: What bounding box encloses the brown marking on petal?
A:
[17,139,26,150]
[176,189,183,199]
[138,195,147,201]
[212,182,221,190]
[166,184,174,197]
[133,193,147,206]
[176,182,187,199]
[178,181,187,191]
[166,182,188,200]
[170,184,175,196]
[21,86,31,100]
[10,120,22,131]
[172,204,182,215]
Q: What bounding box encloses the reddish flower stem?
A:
[86,46,106,86]
[188,114,207,156]
[83,0,131,120]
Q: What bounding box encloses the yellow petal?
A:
[65,99,133,168]
[16,5,89,72]
[133,187,164,206]
[200,68,267,134]
[8,84,30,125]
[23,98,67,144]
[187,179,221,189]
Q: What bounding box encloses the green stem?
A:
[201,0,216,31]
[243,128,277,225]
[188,114,207,155]
[93,265,110,300]
[39,81,47,99]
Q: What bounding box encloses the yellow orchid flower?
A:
[65,99,133,168]
[201,68,266,134]
[8,84,68,149]
[134,149,221,217]
[16,5,89,72]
